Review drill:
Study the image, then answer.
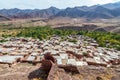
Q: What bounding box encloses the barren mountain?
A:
[0,1,120,19]
[54,6,115,19]
[0,14,11,21]
[103,1,120,9]
[0,7,60,19]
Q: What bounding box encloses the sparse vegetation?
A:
[68,39,77,44]
[0,23,12,27]
[82,52,88,57]
[0,26,120,50]
[0,39,8,43]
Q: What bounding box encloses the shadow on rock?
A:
[28,67,48,80]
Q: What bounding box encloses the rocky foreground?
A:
[0,35,120,80]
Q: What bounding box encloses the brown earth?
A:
[0,63,120,80]
[0,63,47,80]
[47,65,120,80]
[0,17,120,33]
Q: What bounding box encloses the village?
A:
[0,35,120,68]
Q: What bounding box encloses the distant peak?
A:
[48,6,59,9]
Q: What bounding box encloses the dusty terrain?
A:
[0,18,120,80]
[0,63,47,80]
[0,17,120,33]
[0,37,120,80]
[0,63,120,80]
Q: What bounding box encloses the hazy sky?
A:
[0,0,120,9]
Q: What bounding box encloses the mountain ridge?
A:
[0,14,11,21]
[0,1,120,19]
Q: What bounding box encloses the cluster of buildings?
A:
[0,36,120,67]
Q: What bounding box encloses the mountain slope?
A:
[54,8,86,18]
[0,7,60,19]
[55,6,115,19]
[102,1,120,9]
[85,6,114,19]
[0,1,120,19]
[0,14,11,21]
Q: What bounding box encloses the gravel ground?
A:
[0,63,120,80]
